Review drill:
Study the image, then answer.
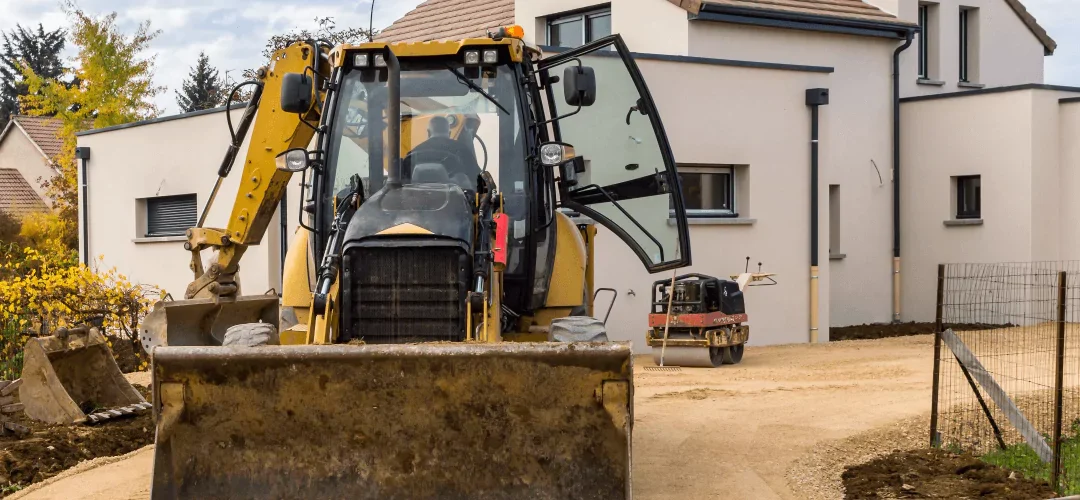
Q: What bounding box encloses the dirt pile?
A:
[842,448,1056,499]
[830,322,1010,341]
[0,386,153,495]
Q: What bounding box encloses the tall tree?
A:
[19,2,164,249]
[241,17,377,80]
[176,52,225,112]
[0,24,66,124]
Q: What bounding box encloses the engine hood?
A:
[342,183,474,247]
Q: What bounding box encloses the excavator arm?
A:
[184,41,327,300]
[138,42,329,349]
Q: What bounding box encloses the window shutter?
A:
[147,195,197,237]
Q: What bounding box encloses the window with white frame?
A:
[145,194,197,237]
[675,166,736,217]
[547,7,611,48]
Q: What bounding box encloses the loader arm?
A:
[183,42,328,300]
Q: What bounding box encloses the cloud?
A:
[0,0,421,114]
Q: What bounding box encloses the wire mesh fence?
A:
[930,261,1080,493]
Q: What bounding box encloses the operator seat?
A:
[404,115,480,190]
[411,163,451,184]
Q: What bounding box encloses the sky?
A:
[0,0,424,114]
[1,0,1079,115]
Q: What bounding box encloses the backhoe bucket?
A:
[151,342,633,500]
[139,295,279,350]
[20,327,150,425]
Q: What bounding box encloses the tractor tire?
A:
[549,316,609,342]
[223,322,279,347]
[722,343,745,365]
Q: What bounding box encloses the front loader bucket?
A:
[151,342,633,500]
[20,327,150,425]
[139,295,278,350]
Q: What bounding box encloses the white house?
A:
[77,0,1074,350]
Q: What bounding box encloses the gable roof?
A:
[0,169,48,217]
[377,0,514,43]
[1004,0,1056,55]
[12,116,64,159]
[0,115,64,165]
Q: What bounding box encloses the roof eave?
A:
[1,118,57,168]
[696,3,917,40]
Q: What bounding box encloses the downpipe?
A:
[75,147,91,266]
[892,31,914,323]
[806,89,828,343]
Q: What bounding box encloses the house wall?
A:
[0,126,55,204]
[593,58,828,348]
[689,22,898,330]
[897,0,1045,98]
[1060,101,1080,260]
[900,90,1035,321]
[516,0,689,55]
[76,108,301,301]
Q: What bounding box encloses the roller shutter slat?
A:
[147,195,197,237]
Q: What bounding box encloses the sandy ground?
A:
[13,335,934,499]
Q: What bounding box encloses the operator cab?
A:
[276,28,692,338]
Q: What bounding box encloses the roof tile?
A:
[11,115,64,160]
[0,169,48,217]
[377,0,515,43]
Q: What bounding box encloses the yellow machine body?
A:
[147,30,691,499]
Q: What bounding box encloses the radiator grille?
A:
[344,246,467,342]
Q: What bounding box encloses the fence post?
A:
[930,263,945,447]
[1053,270,1067,492]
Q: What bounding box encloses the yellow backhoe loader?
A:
[141,27,692,499]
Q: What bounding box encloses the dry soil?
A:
[12,335,943,499]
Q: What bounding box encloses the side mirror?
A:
[280,73,313,113]
[275,148,309,172]
[563,66,596,107]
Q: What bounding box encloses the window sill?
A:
[943,219,983,227]
[669,217,756,226]
[133,235,187,243]
[958,82,986,89]
[917,78,946,86]
[829,253,847,260]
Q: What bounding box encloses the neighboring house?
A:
[74,0,1073,350]
[0,115,62,215]
[375,0,1071,348]
[75,106,296,300]
[0,169,48,217]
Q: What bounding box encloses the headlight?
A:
[539,143,575,166]
[483,49,498,64]
[275,148,309,172]
[374,53,387,67]
[464,50,480,65]
[353,53,369,67]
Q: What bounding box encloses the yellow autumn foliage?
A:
[0,244,163,373]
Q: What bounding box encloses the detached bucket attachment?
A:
[20,326,150,425]
[151,342,633,500]
[139,295,278,350]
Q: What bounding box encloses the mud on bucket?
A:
[19,326,149,425]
